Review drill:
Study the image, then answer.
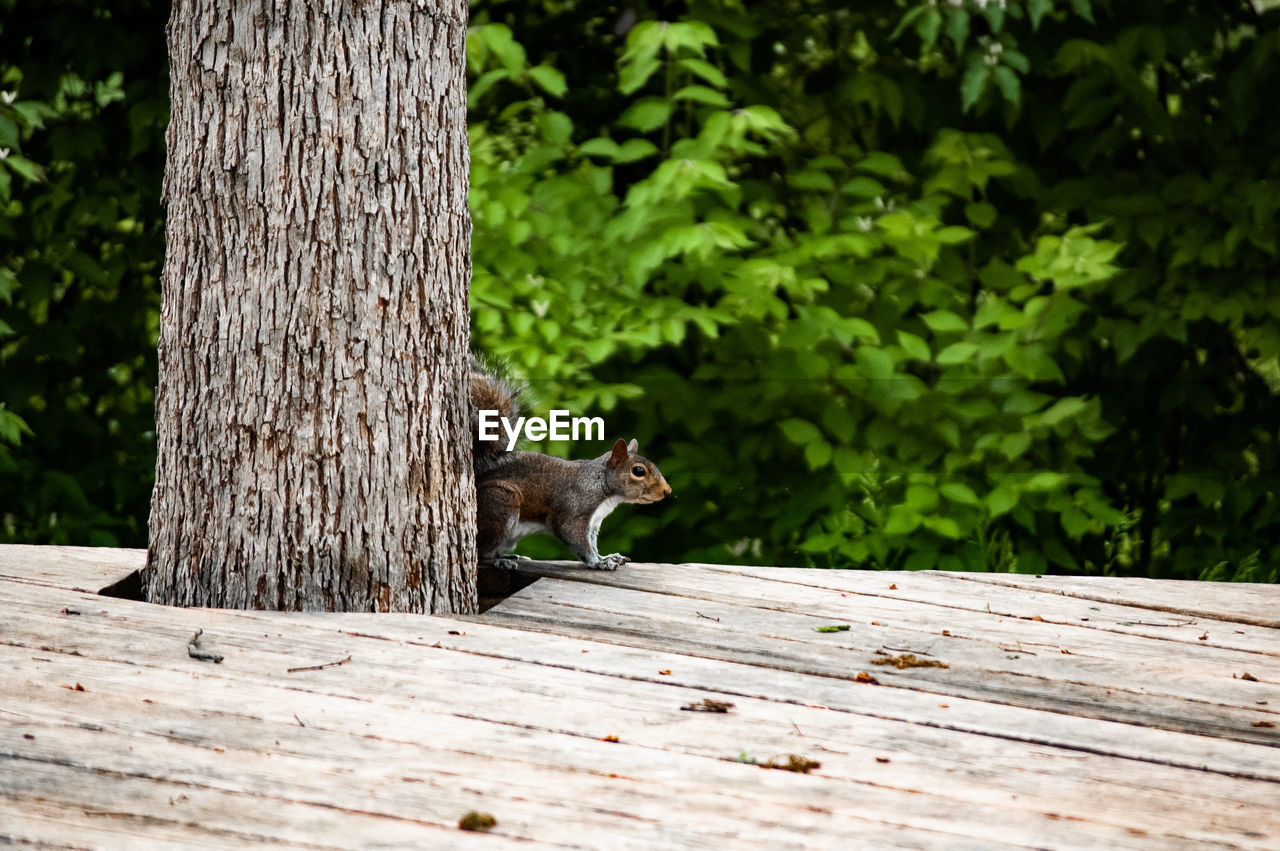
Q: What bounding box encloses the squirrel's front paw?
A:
[588,553,630,571]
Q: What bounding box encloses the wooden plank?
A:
[482,577,1280,743]
[493,567,1280,685]
[944,570,1280,629]
[691,561,1280,630]
[509,561,1280,658]
[0,544,143,593]
[2,579,1279,849]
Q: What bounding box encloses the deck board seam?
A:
[915,572,1280,630]
[692,566,1280,643]
[488,587,1280,665]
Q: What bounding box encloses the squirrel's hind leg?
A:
[476,480,522,560]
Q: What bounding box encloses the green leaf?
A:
[897,330,932,362]
[1061,508,1092,538]
[5,155,45,182]
[1068,0,1095,23]
[936,342,979,365]
[1033,396,1088,427]
[858,152,908,179]
[538,111,573,144]
[983,1,1005,32]
[884,508,921,536]
[615,139,659,163]
[579,138,621,159]
[482,24,527,75]
[673,85,731,108]
[664,21,719,55]
[790,170,837,192]
[855,346,896,382]
[946,8,970,53]
[965,202,997,228]
[0,115,19,149]
[961,62,989,113]
[0,268,16,304]
[936,225,976,245]
[815,624,851,633]
[618,98,672,132]
[921,310,968,333]
[924,516,963,539]
[992,66,1020,110]
[846,317,881,344]
[1029,0,1053,30]
[619,53,662,95]
[1004,344,1065,382]
[918,8,943,50]
[779,418,823,445]
[678,58,728,89]
[1000,432,1032,460]
[0,408,33,446]
[979,260,1025,292]
[843,176,887,197]
[529,65,568,97]
[805,439,833,469]
[1023,471,1066,492]
[906,485,940,513]
[986,487,1019,517]
[940,483,980,505]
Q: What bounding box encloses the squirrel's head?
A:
[605,438,671,504]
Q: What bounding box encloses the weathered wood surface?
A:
[2,546,1278,849]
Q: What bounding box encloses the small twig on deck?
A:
[880,645,937,657]
[696,611,720,621]
[287,655,352,674]
[1118,620,1196,627]
[294,714,306,727]
[187,629,223,664]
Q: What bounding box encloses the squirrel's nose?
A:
[662,481,672,496]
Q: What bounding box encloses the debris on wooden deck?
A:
[2,544,1278,849]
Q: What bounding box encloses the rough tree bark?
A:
[145,0,476,613]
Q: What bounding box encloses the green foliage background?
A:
[2,0,1279,581]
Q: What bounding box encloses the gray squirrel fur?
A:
[469,356,671,570]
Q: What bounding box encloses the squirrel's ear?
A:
[627,438,639,453]
[609,438,628,467]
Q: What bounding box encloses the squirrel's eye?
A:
[631,465,646,477]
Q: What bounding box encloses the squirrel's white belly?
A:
[502,520,551,552]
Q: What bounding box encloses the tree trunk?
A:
[145,0,476,613]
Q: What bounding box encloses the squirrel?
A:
[469,354,671,570]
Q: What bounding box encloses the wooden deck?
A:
[2,545,1278,849]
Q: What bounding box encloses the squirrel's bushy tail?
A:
[470,353,525,475]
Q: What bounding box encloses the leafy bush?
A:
[0,1,167,545]
[467,0,1280,579]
